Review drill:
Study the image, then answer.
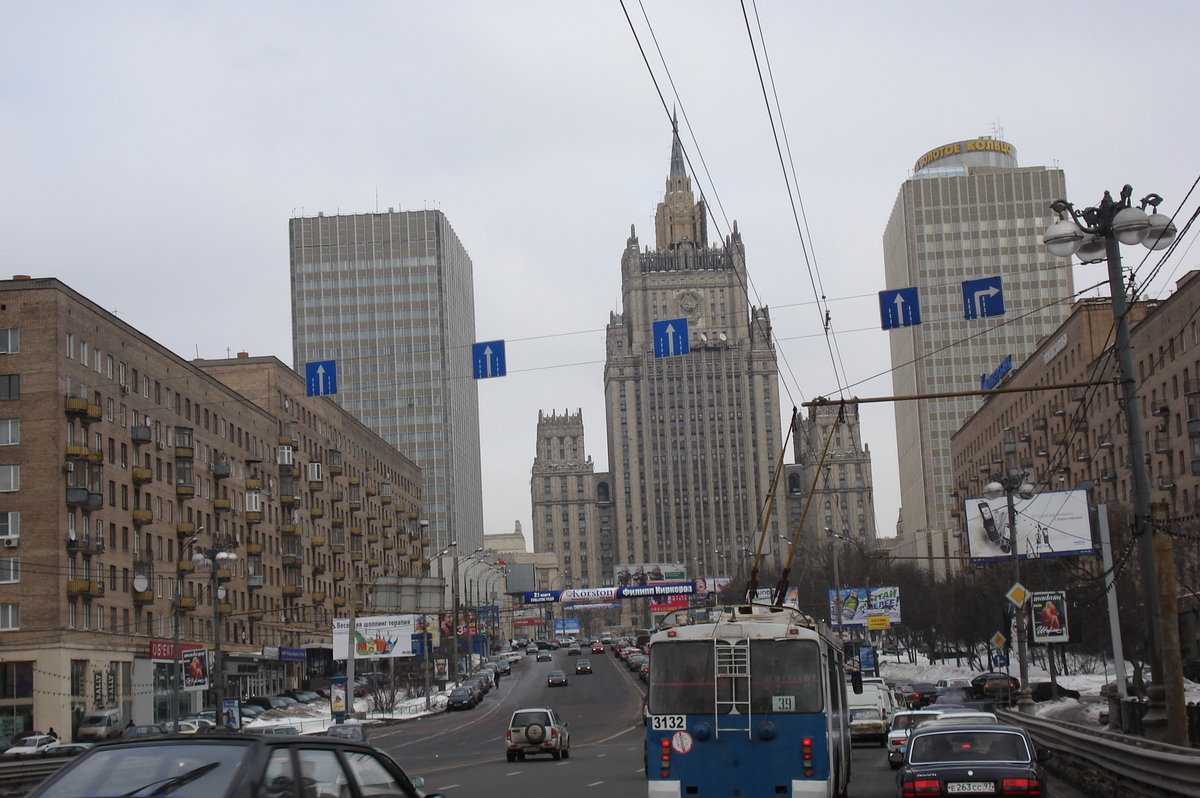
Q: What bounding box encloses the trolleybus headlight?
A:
[757,721,776,740]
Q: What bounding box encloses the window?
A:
[0,557,17,583]
[0,419,17,446]
[0,466,18,492]
[66,333,75,359]
[0,511,19,540]
[0,329,18,355]
[0,603,17,630]
[0,375,18,401]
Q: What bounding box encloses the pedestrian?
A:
[47,727,58,740]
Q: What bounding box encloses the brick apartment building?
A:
[0,277,423,739]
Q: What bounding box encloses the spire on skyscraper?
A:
[669,110,686,181]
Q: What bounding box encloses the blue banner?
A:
[523,583,696,605]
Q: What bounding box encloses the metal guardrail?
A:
[0,757,70,798]
[999,709,1200,798]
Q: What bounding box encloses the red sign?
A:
[150,640,205,661]
[514,618,541,627]
[651,594,689,613]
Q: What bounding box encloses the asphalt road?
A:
[372,649,1089,798]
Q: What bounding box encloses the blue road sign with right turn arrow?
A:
[472,340,506,379]
[879,287,921,330]
[963,276,1005,320]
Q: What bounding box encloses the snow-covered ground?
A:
[242,691,449,735]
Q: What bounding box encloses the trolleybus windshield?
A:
[649,639,823,715]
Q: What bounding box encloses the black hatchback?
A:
[897,724,1050,796]
[25,733,443,798]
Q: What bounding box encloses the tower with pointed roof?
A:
[558,127,785,607]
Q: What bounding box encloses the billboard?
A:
[333,614,415,658]
[614,562,686,587]
[523,583,695,604]
[963,489,1092,561]
[1031,591,1069,644]
[826,586,901,627]
[694,576,731,599]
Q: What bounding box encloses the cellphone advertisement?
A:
[963,489,1092,561]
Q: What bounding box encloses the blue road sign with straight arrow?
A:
[653,318,690,358]
[305,360,338,397]
[963,276,1005,319]
[879,287,921,330]
[472,340,506,379]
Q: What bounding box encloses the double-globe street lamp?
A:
[981,472,1037,713]
[1043,185,1186,744]
[190,543,238,726]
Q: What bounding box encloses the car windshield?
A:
[35,741,249,798]
[909,731,1031,764]
[850,708,882,721]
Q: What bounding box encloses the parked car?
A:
[3,734,58,756]
[447,688,477,711]
[1029,682,1082,702]
[575,659,593,675]
[547,670,569,687]
[505,708,570,761]
[897,724,1049,796]
[44,742,93,757]
[25,732,439,798]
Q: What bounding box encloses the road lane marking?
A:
[588,781,604,787]
[439,786,459,790]
[506,771,523,776]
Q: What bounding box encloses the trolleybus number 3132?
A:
[650,715,686,731]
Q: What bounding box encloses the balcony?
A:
[309,507,324,519]
[245,511,262,524]
[365,485,377,497]
[66,534,104,555]
[176,596,197,612]
[1076,451,1091,462]
[408,551,421,561]
[1018,432,1031,443]
[132,468,153,485]
[1033,418,1047,431]
[282,585,303,598]
[282,553,302,567]
[175,482,195,499]
[66,487,90,507]
[1101,469,1118,482]
[278,434,298,447]
[380,495,392,506]
[132,509,153,526]
[331,493,344,504]
[1099,438,1114,449]
[177,559,195,574]
[216,567,232,582]
[1037,449,1050,458]
[176,522,197,539]
[1053,432,1069,445]
[247,574,264,589]
[312,591,326,602]
[309,480,323,492]
[132,590,155,605]
[366,533,379,543]
[245,477,263,490]
[331,518,344,528]
[212,463,231,480]
[350,551,363,562]
[246,543,263,555]
[280,524,298,536]
[348,501,362,512]
[348,527,362,537]
[1155,436,1172,454]
[175,446,194,460]
[331,543,345,554]
[312,563,325,576]
[1052,407,1066,417]
[367,557,380,567]
[380,518,393,529]
[67,579,104,598]
[332,596,346,607]
[382,540,394,551]
[279,494,298,507]
[131,425,152,445]
[332,570,345,581]
[311,535,325,547]
[65,396,90,416]
[247,609,264,621]
[213,498,231,513]
[348,476,360,486]
[1158,476,1177,491]
[65,445,89,459]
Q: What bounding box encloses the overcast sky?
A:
[3,2,1199,554]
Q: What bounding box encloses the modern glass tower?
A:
[289,210,484,553]
[882,138,1073,576]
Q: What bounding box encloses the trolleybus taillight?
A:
[801,737,813,777]
[660,738,670,778]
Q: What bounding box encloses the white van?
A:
[847,681,898,724]
[75,708,124,741]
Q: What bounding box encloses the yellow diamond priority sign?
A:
[991,632,1007,648]
[1005,582,1029,607]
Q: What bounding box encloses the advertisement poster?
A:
[826,586,902,627]
[650,594,690,613]
[1031,591,1069,644]
[330,681,346,714]
[333,614,415,658]
[435,659,449,681]
[182,650,209,690]
[221,698,240,729]
[614,562,686,587]
[963,489,1092,561]
[694,576,731,598]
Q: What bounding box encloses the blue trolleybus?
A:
[645,605,852,798]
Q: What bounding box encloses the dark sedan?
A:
[547,669,569,687]
[446,688,477,711]
[25,733,442,798]
[897,724,1049,797]
[575,659,593,675]
[904,682,939,708]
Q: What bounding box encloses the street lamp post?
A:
[427,540,452,710]
[982,472,1036,713]
[1044,186,1186,744]
[193,543,237,727]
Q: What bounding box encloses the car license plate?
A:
[946,783,995,793]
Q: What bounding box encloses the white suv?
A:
[506,707,570,761]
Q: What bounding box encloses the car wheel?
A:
[889,761,901,770]
[551,749,562,761]
[562,746,570,760]
[506,751,516,762]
